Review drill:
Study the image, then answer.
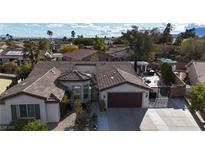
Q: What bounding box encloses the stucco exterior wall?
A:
[46,103,60,122]
[0,104,6,124]
[187,64,199,85]
[2,94,47,124]
[60,80,91,103]
[169,74,186,97]
[100,83,149,108]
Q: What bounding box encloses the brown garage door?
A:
[108,92,142,108]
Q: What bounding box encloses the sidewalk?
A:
[92,103,109,131]
[52,113,77,131]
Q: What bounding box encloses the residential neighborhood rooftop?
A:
[186,60,205,83]
[106,45,129,54]
[58,69,91,81]
[0,61,149,101]
[0,67,65,102]
[63,49,98,60]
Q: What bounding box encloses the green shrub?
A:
[60,92,71,117]
[74,99,84,115]
[160,63,175,85]
[16,62,32,79]
[9,119,30,131]
[23,120,48,131]
[99,100,106,112]
[189,83,205,113]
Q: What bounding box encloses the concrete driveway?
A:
[93,98,201,131]
[141,98,200,131]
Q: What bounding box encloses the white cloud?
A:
[46,23,64,28]
[24,23,41,27]
[171,23,188,34]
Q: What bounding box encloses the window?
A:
[73,85,81,100]
[19,105,27,118]
[27,104,35,117]
[83,84,89,99]
[35,104,40,119]
[10,104,40,120]
[149,92,157,99]
[11,105,17,121]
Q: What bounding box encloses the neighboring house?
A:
[0,48,24,65]
[106,44,133,60]
[0,61,150,124]
[0,42,8,50]
[63,49,113,61]
[186,60,205,85]
[158,58,177,72]
[104,38,113,45]
[130,61,149,74]
[52,53,63,61]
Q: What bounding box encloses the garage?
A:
[108,92,142,108]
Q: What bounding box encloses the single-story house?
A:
[0,42,8,49]
[0,61,150,124]
[186,60,205,85]
[52,53,63,61]
[63,49,113,61]
[0,48,24,65]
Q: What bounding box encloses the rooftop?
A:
[142,74,160,88]
[0,67,64,102]
[63,49,97,60]
[6,50,23,56]
[186,60,205,82]
[58,70,91,81]
[106,45,129,54]
[1,61,150,101]
[159,58,177,64]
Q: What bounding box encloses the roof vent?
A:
[22,82,27,85]
[51,70,55,74]
[111,76,114,79]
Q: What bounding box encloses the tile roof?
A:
[63,49,97,60]
[0,67,64,102]
[1,61,150,102]
[58,70,91,81]
[187,61,205,83]
[96,62,150,91]
[106,45,129,54]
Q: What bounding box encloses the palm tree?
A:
[47,30,53,41]
[6,34,12,40]
[23,40,39,65]
[71,30,75,38]
[6,34,10,40]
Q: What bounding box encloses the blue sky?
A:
[0,23,204,38]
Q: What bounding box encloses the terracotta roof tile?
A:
[63,49,97,60]
[58,70,91,81]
